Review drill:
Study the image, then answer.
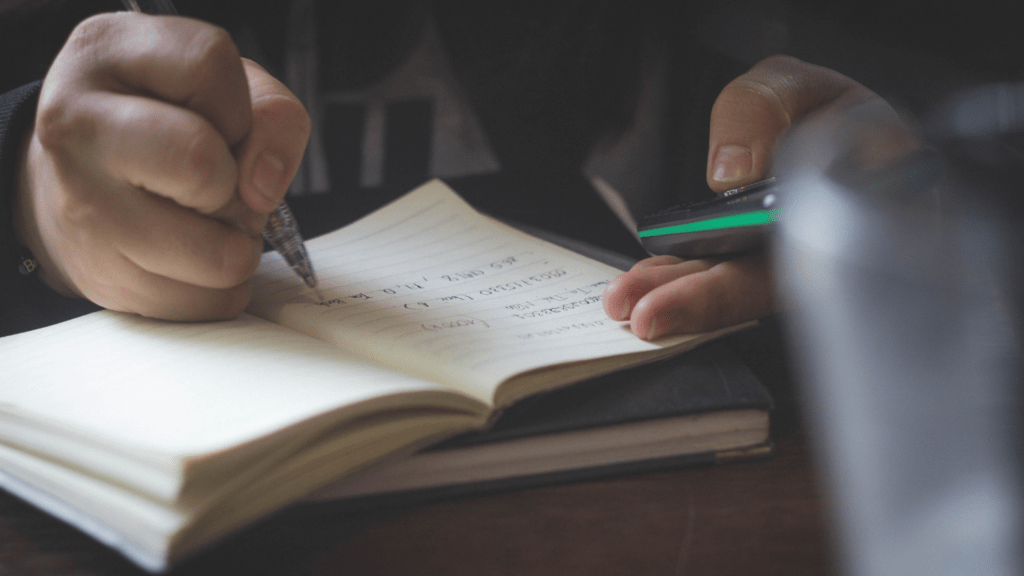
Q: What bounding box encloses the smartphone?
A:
[637,178,780,258]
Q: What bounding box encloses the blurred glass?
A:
[775,86,1023,576]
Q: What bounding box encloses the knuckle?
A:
[615,273,651,303]
[719,77,793,130]
[181,128,234,206]
[184,25,240,86]
[38,15,128,153]
[65,14,119,55]
[34,99,86,152]
[256,93,313,148]
[36,88,103,156]
[183,128,220,181]
[646,276,716,334]
[724,76,786,109]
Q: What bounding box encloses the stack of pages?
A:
[0,181,769,571]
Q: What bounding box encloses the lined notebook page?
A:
[248,180,702,401]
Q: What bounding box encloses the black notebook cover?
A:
[305,338,773,510]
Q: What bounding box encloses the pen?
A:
[120,0,318,288]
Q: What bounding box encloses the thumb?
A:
[706,55,872,192]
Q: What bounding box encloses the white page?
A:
[0,311,468,464]
[248,180,704,401]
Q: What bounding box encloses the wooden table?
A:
[0,322,838,576]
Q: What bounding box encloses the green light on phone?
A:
[638,208,781,238]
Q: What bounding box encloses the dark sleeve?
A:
[0,82,100,338]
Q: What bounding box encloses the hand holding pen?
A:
[12,4,312,319]
[122,0,317,288]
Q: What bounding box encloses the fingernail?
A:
[645,319,658,341]
[253,153,286,204]
[619,302,631,322]
[711,145,753,184]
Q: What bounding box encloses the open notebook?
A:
[0,180,763,571]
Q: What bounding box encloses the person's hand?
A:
[13,12,310,320]
[602,55,917,339]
